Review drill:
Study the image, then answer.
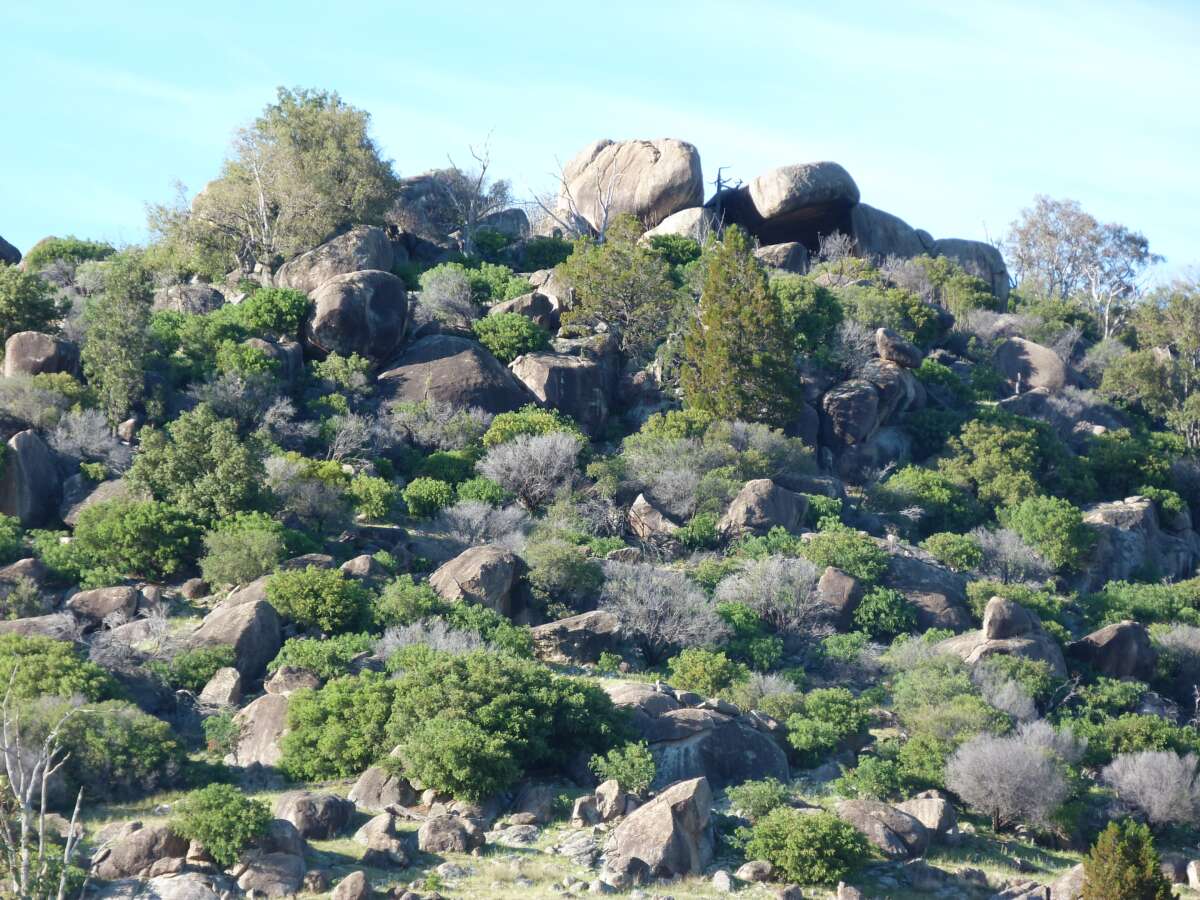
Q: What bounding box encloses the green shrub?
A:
[800,525,888,582]
[914,358,973,405]
[455,476,509,505]
[852,587,918,640]
[199,523,285,587]
[589,741,656,796]
[397,717,519,801]
[373,575,443,628]
[803,494,844,528]
[348,474,399,520]
[202,711,240,757]
[0,265,66,342]
[443,602,534,657]
[743,808,870,886]
[0,634,116,701]
[1081,820,1173,900]
[482,404,584,448]
[1084,579,1200,627]
[268,633,374,679]
[717,602,784,671]
[519,236,573,270]
[22,235,115,272]
[154,645,236,692]
[236,286,310,337]
[726,778,791,822]
[676,512,719,550]
[920,532,982,572]
[648,234,702,267]
[667,648,749,698]
[313,351,372,393]
[214,340,278,377]
[52,699,184,800]
[71,500,201,582]
[472,312,550,364]
[280,671,398,780]
[387,649,624,798]
[265,565,370,634]
[401,477,454,518]
[415,449,476,485]
[0,514,21,565]
[171,784,272,868]
[128,404,265,524]
[833,753,906,801]
[772,275,843,357]
[785,688,870,766]
[524,538,604,615]
[840,282,944,346]
[876,466,983,537]
[821,631,872,666]
[1001,495,1094,572]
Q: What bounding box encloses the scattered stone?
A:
[274,791,355,839]
[277,225,395,295]
[627,493,678,541]
[712,869,734,892]
[264,665,321,696]
[378,334,533,414]
[1067,620,1157,681]
[198,667,242,706]
[227,694,289,768]
[531,610,622,665]
[735,860,772,882]
[65,586,140,626]
[718,478,807,538]
[91,824,188,879]
[191,599,281,679]
[875,327,922,368]
[602,777,713,882]
[3,331,79,378]
[429,544,522,617]
[350,765,417,811]
[417,814,485,853]
[332,870,372,900]
[835,799,929,859]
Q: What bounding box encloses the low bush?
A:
[667,648,748,698]
[785,688,870,766]
[588,741,656,796]
[852,587,918,640]
[1000,494,1094,572]
[482,404,584,448]
[402,477,455,518]
[69,500,201,584]
[920,532,982,572]
[742,808,870,886]
[0,633,116,701]
[265,565,370,634]
[268,633,375,679]
[472,312,550,364]
[199,522,285,587]
[1081,820,1173,900]
[799,525,889,583]
[171,783,272,868]
[726,777,791,822]
[153,645,236,693]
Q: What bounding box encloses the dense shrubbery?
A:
[66,499,201,584]
[265,565,370,634]
[472,312,549,363]
[785,688,870,766]
[282,649,625,799]
[171,784,272,867]
[0,634,116,701]
[742,808,870,885]
[589,741,655,795]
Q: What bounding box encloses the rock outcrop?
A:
[305,269,408,363]
[429,544,522,617]
[3,331,79,378]
[190,599,281,678]
[1067,620,1157,681]
[1077,496,1200,592]
[91,823,188,880]
[509,352,612,437]
[227,694,290,768]
[836,799,929,859]
[557,139,703,233]
[378,335,532,414]
[602,777,713,884]
[152,283,226,315]
[0,429,61,527]
[276,225,395,295]
[718,478,807,538]
[605,682,788,790]
[937,596,1067,677]
[274,791,355,840]
[0,235,20,265]
[531,610,622,665]
[994,337,1070,394]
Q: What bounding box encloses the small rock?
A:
[735,860,772,882]
[332,870,372,900]
[712,869,734,892]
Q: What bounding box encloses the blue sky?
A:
[2,1,1197,279]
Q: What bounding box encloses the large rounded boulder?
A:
[377,334,532,413]
[152,283,226,315]
[557,139,703,233]
[932,237,1010,301]
[3,331,79,378]
[0,430,62,527]
[277,225,395,295]
[305,270,407,363]
[0,235,20,266]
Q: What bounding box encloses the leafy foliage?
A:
[171,784,272,868]
[265,565,370,634]
[472,312,549,364]
[588,741,656,795]
[743,808,870,886]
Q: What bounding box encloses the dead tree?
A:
[0,681,88,900]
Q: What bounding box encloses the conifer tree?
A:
[681,226,798,427]
[1081,820,1174,900]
